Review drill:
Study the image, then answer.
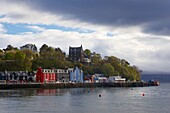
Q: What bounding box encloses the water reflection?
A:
[0,88,104,97]
[0,85,169,113]
[36,88,92,96]
[36,89,57,96]
[0,90,36,98]
[0,86,166,98]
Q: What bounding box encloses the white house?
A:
[108,76,126,83]
[92,74,107,83]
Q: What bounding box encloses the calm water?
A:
[0,74,170,113]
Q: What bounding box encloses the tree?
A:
[82,65,94,75]
[32,58,42,70]
[22,49,36,59]
[3,45,18,52]
[55,47,66,61]
[121,59,130,66]
[0,60,5,71]
[84,49,91,57]
[23,57,32,71]
[38,44,67,69]
[106,56,121,75]
[5,52,15,60]
[91,52,102,64]
[0,50,5,60]
[14,51,26,70]
[0,49,3,52]
[40,44,48,58]
[101,63,115,77]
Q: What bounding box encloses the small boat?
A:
[148,80,159,86]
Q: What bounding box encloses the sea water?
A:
[0,74,170,113]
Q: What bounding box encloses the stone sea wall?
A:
[0,82,159,89]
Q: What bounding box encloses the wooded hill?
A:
[0,44,141,81]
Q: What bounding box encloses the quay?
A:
[0,81,159,89]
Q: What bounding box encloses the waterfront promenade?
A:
[0,82,159,89]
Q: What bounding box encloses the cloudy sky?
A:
[0,0,170,73]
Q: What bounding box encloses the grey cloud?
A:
[2,0,170,73]
[7,13,26,19]
[134,36,170,59]
[143,21,170,36]
[15,0,170,35]
[90,37,170,73]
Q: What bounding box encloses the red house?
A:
[36,67,56,83]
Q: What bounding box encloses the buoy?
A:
[142,93,145,96]
[99,94,101,97]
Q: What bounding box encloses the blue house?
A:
[0,72,7,80]
[69,67,84,83]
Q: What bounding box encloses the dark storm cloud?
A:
[143,21,170,36]
[14,0,170,35]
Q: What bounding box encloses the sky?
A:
[0,0,170,73]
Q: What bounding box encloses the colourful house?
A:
[69,67,84,83]
[36,67,56,83]
[55,69,70,83]
[0,70,34,83]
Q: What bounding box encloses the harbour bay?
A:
[0,74,169,113]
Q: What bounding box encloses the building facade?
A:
[69,45,84,62]
[0,71,34,83]
[70,67,84,83]
[91,74,107,83]
[36,68,56,83]
[55,69,70,83]
[108,76,126,83]
[20,44,38,52]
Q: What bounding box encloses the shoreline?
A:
[0,82,159,89]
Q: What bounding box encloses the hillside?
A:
[0,44,141,81]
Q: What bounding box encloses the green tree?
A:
[91,52,102,64]
[106,56,121,75]
[23,57,32,71]
[5,52,15,60]
[0,60,5,71]
[39,44,48,59]
[3,45,18,52]
[55,47,66,61]
[101,63,115,77]
[0,49,3,52]
[32,58,42,70]
[121,59,130,66]
[14,51,26,70]
[22,49,36,59]
[84,49,91,57]
[38,44,67,69]
[0,50,5,60]
[82,65,94,75]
